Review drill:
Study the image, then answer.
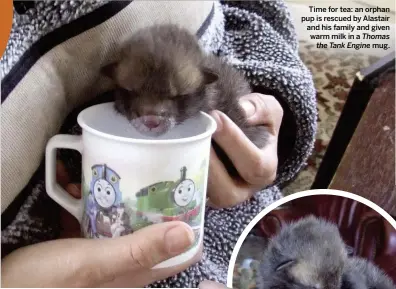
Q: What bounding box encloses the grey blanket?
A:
[1,1,316,287]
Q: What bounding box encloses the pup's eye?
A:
[275,260,295,271]
[174,94,190,99]
[115,87,138,97]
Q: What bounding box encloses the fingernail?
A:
[165,224,195,254]
[210,110,223,132]
[240,100,256,118]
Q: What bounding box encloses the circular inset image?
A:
[228,190,396,289]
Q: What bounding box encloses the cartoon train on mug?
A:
[83,164,202,240]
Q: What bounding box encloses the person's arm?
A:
[1,220,197,287]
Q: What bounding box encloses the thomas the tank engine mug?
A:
[45,102,216,268]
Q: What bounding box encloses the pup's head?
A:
[101,25,218,136]
[257,216,348,289]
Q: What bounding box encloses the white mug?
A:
[45,102,216,268]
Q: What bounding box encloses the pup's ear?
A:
[100,62,118,79]
[202,67,219,85]
[276,260,296,271]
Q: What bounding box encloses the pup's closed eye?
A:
[123,87,138,95]
[175,93,191,99]
[276,260,296,271]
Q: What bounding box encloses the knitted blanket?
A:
[1,1,316,287]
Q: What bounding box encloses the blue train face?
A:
[93,178,116,208]
[90,164,122,209]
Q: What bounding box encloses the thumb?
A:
[82,221,195,286]
[1,221,194,287]
[239,93,283,130]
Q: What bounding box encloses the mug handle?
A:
[45,134,84,222]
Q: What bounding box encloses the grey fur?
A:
[257,216,348,289]
[343,257,396,289]
[257,217,396,289]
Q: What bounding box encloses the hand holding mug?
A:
[207,93,283,208]
[1,221,196,287]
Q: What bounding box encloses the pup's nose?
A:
[144,120,160,129]
[142,116,161,129]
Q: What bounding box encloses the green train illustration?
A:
[134,166,201,224]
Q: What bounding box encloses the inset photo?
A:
[229,190,396,289]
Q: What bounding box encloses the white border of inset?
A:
[226,189,396,287]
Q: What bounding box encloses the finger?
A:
[100,241,203,287]
[56,160,81,237]
[56,160,70,189]
[66,183,81,199]
[60,184,81,237]
[207,147,254,208]
[199,280,230,289]
[83,221,194,286]
[239,93,283,134]
[210,111,277,186]
[1,222,194,288]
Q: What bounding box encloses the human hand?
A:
[1,162,200,288]
[207,93,283,208]
[1,221,197,287]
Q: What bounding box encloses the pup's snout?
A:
[142,115,161,129]
[139,103,167,118]
[143,120,160,129]
[131,114,176,136]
